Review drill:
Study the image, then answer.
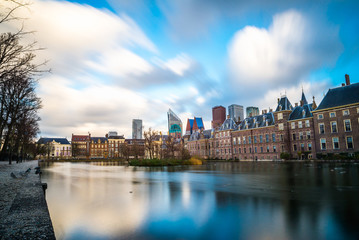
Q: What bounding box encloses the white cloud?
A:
[153,53,197,76]
[228,10,341,88]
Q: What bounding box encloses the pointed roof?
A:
[301,90,308,105]
[37,138,70,145]
[275,96,293,112]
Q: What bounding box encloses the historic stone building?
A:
[90,137,109,158]
[312,75,359,157]
[37,138,71,159]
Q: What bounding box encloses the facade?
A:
[167,109,182,139]
[71,134,90,158]
[107,134,125,158]
[312,75,359,158]
[125,139,145,158]
[37,138,71,159]
[215,117,238,160]
[246,106,260,118]
[228,104,244,123]
[132,119,142,139]
[186,130,213,158]
[212,106,226,128]
[89,137,109,158]
[185,117,204,135]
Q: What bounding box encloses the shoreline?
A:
[0,160,55,239]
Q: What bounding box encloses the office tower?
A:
[212,106,226,128]
[167,109,182,139]
[246,106,260,118]
[132,119,142,139]
[228,104,244,122]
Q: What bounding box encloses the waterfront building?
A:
[71,134,91,158]
[212,106,226,128]
[185,117,204,135]
[288,91,317,159]
[187,130,213,158]
[125,139,145,159]
[132,119,142,139]
[216,116,238,160]
[228,104,244,123]
[89,137,109,158]
[312,75,359,158]
[107,132,125,158]
[37,138,71,159]
[246,106,260,118]
[167,109,182,139]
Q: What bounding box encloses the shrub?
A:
[280,152,291,160]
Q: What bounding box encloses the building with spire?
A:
[167,109,182,139]
[185,117,204,135]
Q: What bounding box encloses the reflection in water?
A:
[40,162,359,240]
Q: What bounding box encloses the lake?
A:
[40,161,359,240]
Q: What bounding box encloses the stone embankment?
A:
[0,160,55,239]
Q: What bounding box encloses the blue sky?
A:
[2,0,359,138]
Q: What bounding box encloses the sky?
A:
[1,0,359,139]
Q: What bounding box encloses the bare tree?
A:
[144,127,158,159]
[0,1,47,163]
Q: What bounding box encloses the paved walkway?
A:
[0,161,55,239]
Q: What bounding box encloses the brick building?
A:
[212,106,226,128]
[312,75,359,157]
[71,134,90,158]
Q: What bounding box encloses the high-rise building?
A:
[167,109,182,139]
[132,119,142,139]
[228,104,244,123]
[246,106,259,118]
[212,106,226,128]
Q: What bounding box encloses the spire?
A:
[301,89,308,106]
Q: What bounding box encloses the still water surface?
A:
[40,161,359,240]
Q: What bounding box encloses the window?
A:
[292,133,296,140]
[254,136,257,143]
[243,136,246,144]
[305,120,310,127]
[343,110,349,116]
[300,143,305,151]
[267,146,270,152]
[344,119,351,132]
[319,123,325,134]
[266,134,269,143]
[238,137,241,145]
[272,133,276,142]
[281,145,284,152]
[248,136,252,144]
[293,144,297,151]
[278,113,283,120]
[320,138,326,150]
[331,121,337,133]
[307,131,311,139]
[299,132,303,140]
[346,136,353,149]
[273,146,276,152]
[332,137,339,150]
[278,123,284,130]
[280,134,284,142]
[255,147,257,153]
[298,121,302,128]
[260,147,263,153]
[291,122,295,129]
[357,108,359,114]
[330,112,336,118]
[249,148,252,153]
[233,137,236,145]
[260,135,263,143]
[308,143,312,151]
[244,148,246,153]
[239,148,241,153]
[302,110,306,118]
[318,114,324,120]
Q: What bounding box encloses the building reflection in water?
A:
[40,162,359,240]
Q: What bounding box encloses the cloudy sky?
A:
[1,0,359,138]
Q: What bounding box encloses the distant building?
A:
[71,134,91,158]
[132,119,142,139]
[107,132,125,158]
[228,104,244,123]
[167,109,182,139]
[212,106,226,128]
[37,138,71,159]
[246,106,259,118]
[185,117,204,135]
[90,137,109,158]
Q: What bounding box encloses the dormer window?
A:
[256,122,259,128]
[265,120,269,127]
[279,105,282,111]
[302,110,306,118]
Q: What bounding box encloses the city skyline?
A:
[1,0,359,138]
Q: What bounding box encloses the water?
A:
[40,161,359,240]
